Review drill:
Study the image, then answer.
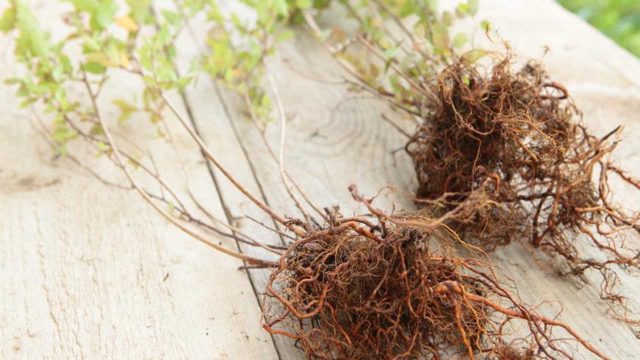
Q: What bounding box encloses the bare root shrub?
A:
[262,187,608,359]
[406,57,640,306]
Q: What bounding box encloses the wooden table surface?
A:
[2,0,640,359]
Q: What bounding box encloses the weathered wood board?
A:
[0,1,278,359]
[1,0,640,359]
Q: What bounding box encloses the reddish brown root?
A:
[405,57,640,311]
[262,197,608,359]
[492,345,535,360]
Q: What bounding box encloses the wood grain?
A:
[0,1,277,359]
[1,0,640,359]
[190,0,640,358]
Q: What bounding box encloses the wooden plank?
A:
[0,1,277,359]
[0,99,277,360]
[183,76,302,360]
[180,47,304,360]
[478,0,640,325]
[166,3,297,358]
[3,0,640,358]
[184,0,640,358]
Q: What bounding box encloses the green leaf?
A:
[175,75,193,90]
[296,0,312,10]
[19,96,38,107]
[113,98,137,123]
[431,0,441,12]
[60,54,73,73]
[86,51,111,66]
[126,0,152,24]
[462,49,488,63]
[52,116,77,146]
[273,0,289,17]
[452,33,468,48]
[95,1,117,29]
[0,5,16,32]
[383,47,398,60]
[13,1,50,57]
[162,9,181,26]
[90,123,104,135]
[96,141,111,156]
[456,3,469,16]
[83,62,106,74]
[480,19,492,34]
[67,0,117,30]
[468,0,479,16]
[275,29,294,43]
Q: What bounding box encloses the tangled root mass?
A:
[262,198,607,359]
[406,58,640,299]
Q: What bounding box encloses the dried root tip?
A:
[262,208,608,359]
[406,56,640,310]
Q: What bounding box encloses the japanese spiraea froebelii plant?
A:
[0,1,617,359]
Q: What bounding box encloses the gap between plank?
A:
[177,89,284,360]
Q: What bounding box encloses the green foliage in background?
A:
[557,0,640,57]
[0,0,319,154]
[0,0,479,160]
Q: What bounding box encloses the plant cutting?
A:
[0,0,619,358]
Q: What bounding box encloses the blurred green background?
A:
[556,0,640,57]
